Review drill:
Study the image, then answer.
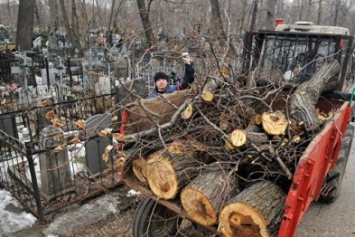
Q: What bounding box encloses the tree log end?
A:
[132,158,147,182]
[146,155,178,199]
[181,188,218,226]
[218,202,269,237]
[262,111,287,136]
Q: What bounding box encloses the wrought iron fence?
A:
[0,92,121,222]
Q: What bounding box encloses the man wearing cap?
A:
[147,53,194,98]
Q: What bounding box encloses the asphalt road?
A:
[296,133,355,237]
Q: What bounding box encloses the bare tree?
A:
[333,0,341,26]
[16,0,35,51]
[49,0,59,31]
[265,0,277,30]
[136,0,157,47]
[59,0,82,51]
[250,0,259,32]
[317,0,323,24]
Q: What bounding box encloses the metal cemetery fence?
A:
[0,93,121,222]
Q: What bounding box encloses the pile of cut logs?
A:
[121,59,341,236]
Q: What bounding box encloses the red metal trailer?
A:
[279,100,353,236]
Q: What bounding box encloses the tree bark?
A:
[218,181,286,237]
[180,168,238,226]
[265,0,277,30]
[290,59,340,126]
[210,0,237,57]
[59,0,82,51]
[16,0,35,51]
[136,0,157,47]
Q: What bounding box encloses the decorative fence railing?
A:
[0,92,121,222]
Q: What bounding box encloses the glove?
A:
[182,52,192,65]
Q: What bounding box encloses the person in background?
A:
[147,53,194,99]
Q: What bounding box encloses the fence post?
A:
[25,142,45,223]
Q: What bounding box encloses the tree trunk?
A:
[136,0,157,47]
[59,0,82,52]
[49,0,59,32]
[290,59,340,126]
[210,0,237,57]
[34,0,41,26]
[218,181,286,237]
[145,151,205,200]
[317,0,323,24]
[249,0,259,32]
[16,0,35,51]
[265,0,277,30]
[180,168,238,226]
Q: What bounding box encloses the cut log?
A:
[145,148,209,200]
[180,168,238,226]
[132,157,147,182]
[201,89,214,102]
[261,111,288,136]
[224,129,269,150]
[181,103,194,120]
[218,181,286,237]
[125,90,191,134]
[290,59,340,125]
[229,129,247,147]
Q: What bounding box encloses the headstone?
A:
[113,56,128,80]
[115,77,148,124]
[85,114,113,178]
[40,67,56,85]
[39,125,75,201]
[0,113,18,138]
[18,86,35,105]
[95,76,111,95]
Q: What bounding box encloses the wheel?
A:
[320,124,354,203]
[133,198,182,237]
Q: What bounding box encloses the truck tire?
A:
[320,124,354,203]
[132,197,181,237]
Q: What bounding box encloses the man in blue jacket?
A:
[147,53,194,99]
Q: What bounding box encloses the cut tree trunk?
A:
[218,181,286,237]
[225,129,269,150]
[180,168,238,226]
[125,90,191,134]
[132,157,147,182]
[145,144,209,199]
[261,111,288,136]
[290,59,340,125]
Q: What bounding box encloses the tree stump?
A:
[218,181,286,237]
[180,168,238,226]
[290,59,340,125]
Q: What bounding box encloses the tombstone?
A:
[39,125,75,201]
[85,114,113,178]
[0,113,18,138]
[18,86,35,105]
[113,56,128,80]
[115,77,148,124]
[40,67,56,85]
[95,76,111,95]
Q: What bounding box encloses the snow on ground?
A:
[0,189,37,236]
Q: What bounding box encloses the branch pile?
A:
[120,59,341,236]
